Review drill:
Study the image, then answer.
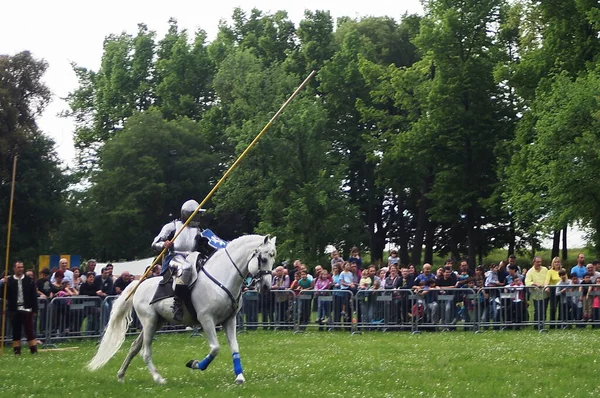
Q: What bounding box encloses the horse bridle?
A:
[201,245,272,311]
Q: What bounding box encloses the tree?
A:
[0,51,67,267]
[81,110,221,260]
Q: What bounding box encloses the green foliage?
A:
[51,3,600,265]
[68,110,220,259]
[0,51,67,269]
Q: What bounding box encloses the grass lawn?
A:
[1,329,600,397]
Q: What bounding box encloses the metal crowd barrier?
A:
[4,282,600,345]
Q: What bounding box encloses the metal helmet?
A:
[181,199,200,221]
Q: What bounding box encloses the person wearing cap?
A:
[3,261,38,355]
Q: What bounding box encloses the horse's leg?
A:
[141,317,166,384]
[117,331,143,382]
[185,318,220,371]
[222,316,245,384]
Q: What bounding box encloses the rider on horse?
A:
[151,199,215,322]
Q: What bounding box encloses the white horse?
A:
[87,234,276,385]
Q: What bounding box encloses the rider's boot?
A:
[175,283,196,320]
[172,287,184,323]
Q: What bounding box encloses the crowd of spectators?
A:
[238,249,600,331]
[1,258,135,339]
[6,250,600,338]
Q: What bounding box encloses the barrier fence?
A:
[2,284,600,344]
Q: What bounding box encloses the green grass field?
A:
[2,329,600,397]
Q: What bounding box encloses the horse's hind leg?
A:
[141,318,166,384]
[223,316,245,384]
[117,331,143,382]
[186,318,220,371]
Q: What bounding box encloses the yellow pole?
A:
[1,155,18,355]
[126,70,316,301]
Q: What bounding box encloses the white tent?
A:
[96,257,156,277]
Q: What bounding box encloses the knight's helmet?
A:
[180,199,203,226]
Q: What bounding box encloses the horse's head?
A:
[248,235,277,294]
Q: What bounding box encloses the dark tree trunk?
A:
[551,230,560,259]
[397,198,410,266]
[449,225,461,263]
[411,173,433,265]
[508,217,515,256]
[466,207,476,268]
[424,221,434,264]
[562,226,568,260]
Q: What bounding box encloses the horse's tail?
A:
[87,280,139,371]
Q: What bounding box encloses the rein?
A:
[202,246,270,311]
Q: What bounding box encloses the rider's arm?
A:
[151,223,176,252]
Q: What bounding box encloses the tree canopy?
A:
[4,1,600,268]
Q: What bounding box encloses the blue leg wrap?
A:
[197,354,215,371]
[232,352,243,375]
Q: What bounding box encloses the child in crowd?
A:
[359,272,372,290]
[387,250,399,267]
[580,274,593,321]
[314,270,331,324]
[555,270,571,324]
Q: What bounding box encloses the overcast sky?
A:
[1,0,423,164]
[0,0,588,248]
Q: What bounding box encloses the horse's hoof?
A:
[186,360,198,369]
[117,376,125,383]
[154,376,167,385]
[235,374,245,385]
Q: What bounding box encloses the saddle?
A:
[149,252,206,306]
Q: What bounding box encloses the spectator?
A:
[348,246,362,270]
[507,273,526,329]
[289,259,302,282]
[437,266,458,327]
[456,262,470,287]
[570,253,587,280]
[50,270,76,335]
[82,259,98,281]
[330,250,345,269]
[525,256,549,327]
[314,270,332,325]
[241,275,259,330]
[414,263,435,287]
[297,270,313,327]
[544,257,562,328]
[387,250,399,267]
[408,264,416,277]
[272,266,291,328]
[556,270,572,327]
[507,254,519,272]
[419,279,439,327]
[580,274,594,322]
[113,271,132,295]
[94,267,114,298]
[36,268,53,300]
[3,261,38,355]
[51,258,74,287]
[106,263,114,279]
[25,269,35,280]
[585,263,600,283]
[72,267,83,292]
[79,271,101,334]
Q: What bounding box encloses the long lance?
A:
[126,70,316,302]
[1,155,18,355]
